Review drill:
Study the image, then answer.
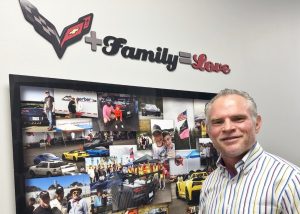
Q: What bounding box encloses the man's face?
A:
[41,196,50,207]
[57,192,64,200]
[153,133,163,145]
[72,190,80,200]
[45,92,49,97]
[207,94,261,161]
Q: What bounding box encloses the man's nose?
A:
[223,119,234,131]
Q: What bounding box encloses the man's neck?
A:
[40,203,50,208]
[221,155,243,177]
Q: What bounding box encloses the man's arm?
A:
[82,199,89,214]
[102,105,109,120]
[280,171,300,213]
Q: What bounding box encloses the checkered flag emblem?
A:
[19,0,93,58]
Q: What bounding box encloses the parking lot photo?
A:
[22,127,110,179]
[98,93,139,132]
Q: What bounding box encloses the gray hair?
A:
[205,89,258,125]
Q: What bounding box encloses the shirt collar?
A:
[216,142,264,176]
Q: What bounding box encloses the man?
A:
[50,186,67,214]
[199,89,300,213]
[25,197,36,214]
[68,97,76,118]
[68,186,89,214]
[44,91,55,131]
[33,191,52,214]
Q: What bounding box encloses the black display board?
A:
[9,74,215,214]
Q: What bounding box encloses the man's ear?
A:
[255,115,262,133]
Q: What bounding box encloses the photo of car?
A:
[175,171,207,203]
[111,177,156,211]
[28,160,77,177]
[141,104,161,116]
[62,150,89,161]
[33,153,62,165]
[86,146,109,157]
[146,207,167,214]
[21,102,49,127]
[83,138,113,150]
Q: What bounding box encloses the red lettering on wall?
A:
[192,54,231,74]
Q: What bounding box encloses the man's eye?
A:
[232,116,246,122]
[211,120,223,125]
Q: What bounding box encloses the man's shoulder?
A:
[50,198,59,206]
[263,152,300,174]
[33,205,51,214]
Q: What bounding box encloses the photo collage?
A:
[21,86,216,214]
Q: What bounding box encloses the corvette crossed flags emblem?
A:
[19,0,93,58]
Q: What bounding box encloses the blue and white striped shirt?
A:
[199,143,300,214]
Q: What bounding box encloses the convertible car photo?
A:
[176,171,207,204]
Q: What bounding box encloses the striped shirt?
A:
[199,143,300,214]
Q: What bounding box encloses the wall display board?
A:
[9,74,216,214]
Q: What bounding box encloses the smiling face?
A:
[153,133,163,146]
[207,94,261,163]
[163,134,172,147]
[71,189,81,200]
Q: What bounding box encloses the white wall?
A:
[1,0,300,213]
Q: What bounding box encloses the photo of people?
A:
[20,86,56,132]
[25,174,91,214]
[150,119,174,160]
[136,132,153,150]
[98,93,139,131]
[54,88,98,118]
[193,99,209,138]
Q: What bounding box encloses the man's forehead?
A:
[210,96,251,117]
[211,95,248,109]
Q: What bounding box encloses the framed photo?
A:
[9,74,215,214]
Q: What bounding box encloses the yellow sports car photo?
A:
[62,150,89,161]
[176,171,207,204]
